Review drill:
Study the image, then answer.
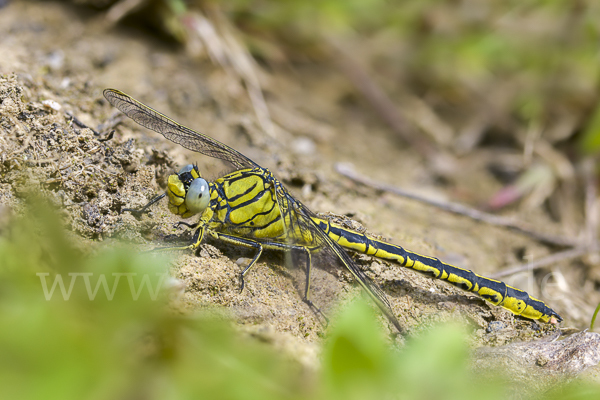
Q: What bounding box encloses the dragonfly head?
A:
[167,164,210,217]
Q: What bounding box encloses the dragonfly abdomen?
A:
[316,218,562,323]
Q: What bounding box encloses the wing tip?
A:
[103,88,128,102]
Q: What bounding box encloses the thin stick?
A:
[335,162,579,247]
[105,0,144,24]
[189,10,276,139]
[490,247,589,279]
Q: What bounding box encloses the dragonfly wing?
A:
[273,183,401,332]
[104,89,258,170]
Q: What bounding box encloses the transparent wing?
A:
[104,88,400,330]
[273,182,402,332]
[104,89,259,170]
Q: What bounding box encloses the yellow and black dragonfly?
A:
[104,89,562,332]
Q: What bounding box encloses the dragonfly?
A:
[104,89,563,332]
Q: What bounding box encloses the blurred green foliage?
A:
[581,104,600,154]
[1,200,600,399]
[322,301,505,400]
[0,201,308,400]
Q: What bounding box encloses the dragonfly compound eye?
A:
[178,164,195,174]
[185,178,210,215]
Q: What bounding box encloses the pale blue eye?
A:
[185,178,210,215]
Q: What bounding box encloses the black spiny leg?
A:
[239,243,263,292]
[190,226,204,251]
[202,232,328,324]
[174,221,199,230]
[147,226,205,253]
[122,193,167,216]
[207,232,263,293]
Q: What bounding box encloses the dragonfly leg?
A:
[174,221,199,230]
[298,247,329,325]
[144,225,205,253]
[207,232,263,293]
[189,226,205,250]
[239,241,263,292]
[122,193,166,215]
[301,247,313,302]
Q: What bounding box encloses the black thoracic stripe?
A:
[230,209,282,230]
[226,191,276,214]
[225,171,261,185]
[248,201,277,217]
[226,201,280,228]
[227,181,259,202]
[225,189,271,213]
[215,185,229,205]
[252,213,282,230]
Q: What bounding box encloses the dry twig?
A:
[187,10,275,139]
[105,0,146,24]
[490,248,590,279]
[335,162,579,248]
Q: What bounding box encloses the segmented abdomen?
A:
[315,218,562,323]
